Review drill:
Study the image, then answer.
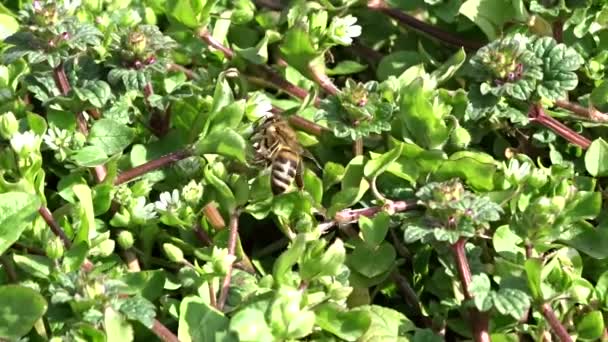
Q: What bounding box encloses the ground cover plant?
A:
[3,0,608,341]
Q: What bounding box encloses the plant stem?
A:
[196,27,321,107]
[52,62,107,182]
[151,319,180,342]
[366,0,483,51]
[554,99,608,122]
[193,222,213,246]
[217,210,241,311]
[114,149,193,185]
[540,302,573,342]
[122,250,141,272]
[309,64,339,96]
[529,104,591,149]
[390,271,432,328]
[451,238,490,342]
[333,199,419,224]
[38,206,71,248]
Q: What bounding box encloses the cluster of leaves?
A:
[3,0,608,341]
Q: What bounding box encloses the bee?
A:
[250,114,308,195]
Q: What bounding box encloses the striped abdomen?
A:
[271,147,303,195]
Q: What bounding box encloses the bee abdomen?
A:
[271,149,299,195]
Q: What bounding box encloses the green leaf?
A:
[403,225,431,243]
[0,285,47,340]
[178,295,232,342]
[71,145,109,167]
[165,0,217,28]
[524,258,543,300]
[348,242,396,279]
[359,212,390,248]
[209,100,245,132]
[377,51,424,81]
[121,270,166,302]
[563,191,601,222]
[564,222,608,259]
[63,241,89,272]
[229,308,272,342]
[326,60,368,76]
[104,307,134,342]
[279,27,319,75]
[117,295,156,329]
[13,254,52,279]
[585,138,608,177]
[26,112,47,135]
[431,48,466,86]
[399,78,450,149]
[322,162,345,190]
[364,144,404,179]
[204,165,236,213]
[273,234,307,286]
[315,303,371,341]
[234,30,281,65]
[74,80,112,109]
[300,239,346,281]
[0,14,19,40]
[0,192,40,255]
[493,288,531,320]
[459,0,519,40]
[303,168,323,204]
[73,184,95,244]
[89,119,135,156]
[433,151,498,191]
[354,305,415,341]
[576,310,604,341]
[492,225,525,262]
[532,36,584,100]
[469,274,493,312]
[195,128,246,162]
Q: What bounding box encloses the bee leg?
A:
[295,160,305,190]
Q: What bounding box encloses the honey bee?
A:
[250,114,308,195]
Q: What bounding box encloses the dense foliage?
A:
[2,0,608,341]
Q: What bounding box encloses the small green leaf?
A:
[354,305,415,341]
[304,168,323,204]
[492,225,525,261]
[576,310,604,341]
[26,112,47,135]
[431,48,466,86]
[359,212,390,248]
[434,151,498,191]
[0,192,40,255]
[273,234,307,286]
[585,138,608,177]
[13,254,52,279]
[209,100,245,132]
[348,242,396,279]
[493,288,531,320]
[177,295,228,342]
[377,51,424,81]
[459,0,518,40]
[229,308,272,342]
[323,162,345,190]
[73,184,95,244]
[195,128,246,162]
[74,80,112,109]
[403,225,431,243]
[326,60,368,76]
[469,274,493,312]
[63,241,89,273]
[0,285,47,340]
[564,222,608,259]
[525,258,543,300]
[315,303,371,341]
[165,0,217,28]
[279,27,319,75]
[89,119,135,155]
[104,307,134,342]
[399,78,450,149]
[364,144,404,179]
[71,145,109,167]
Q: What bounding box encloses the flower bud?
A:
[0,112,19,140]
[117,230,134,250]
[163,243,184,263]
[45,236,64,260]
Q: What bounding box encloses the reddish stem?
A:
[193,223,213,246]
[38,206,71,248]
[217,211,240,311]
[334,200,419,224]
[529,104,591,149]
[540,303,573,342]
[196,27,320,107]
[308,65,339,96]
[554,99,608,122]
[367,0,483,51]
[114,149,193,185]
[151,319,180,342]
[452,238,490,342]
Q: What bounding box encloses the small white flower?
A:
[181,180,204,206]
[131,196,157,222]
[154,189,182,213]
[245,92,273,121]
[10,130,40,155]
[328,15,362,46]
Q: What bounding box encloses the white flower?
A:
[181,180,204,206]
[245,92,273,122]
[154,189,182,213]
[10,130,41,155]
[131,196,157,222]
[328,15,362,46]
